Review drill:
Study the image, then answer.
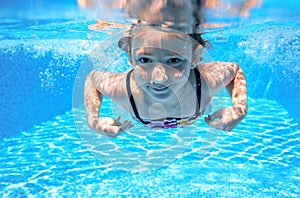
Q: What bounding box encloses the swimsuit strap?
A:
[193,67,202,116]
[126,70,150,125]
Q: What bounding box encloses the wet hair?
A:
[127,23,207,48]
[188,33,206,47]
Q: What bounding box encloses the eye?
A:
[138,57,153,64]
[167,58,183,67]
[167,58,181,64]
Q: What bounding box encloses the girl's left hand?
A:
[204,107,246,131]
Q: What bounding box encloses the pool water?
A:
[1,0,300,197]
[1,98,299,197]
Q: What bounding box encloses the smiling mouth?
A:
[145,84,175,100]
[152,86,169,92]
[147,84,172,95]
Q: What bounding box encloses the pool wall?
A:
[0,45,83,138]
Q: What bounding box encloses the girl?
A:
[84,26,247,137]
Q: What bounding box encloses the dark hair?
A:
[188,33,206,47]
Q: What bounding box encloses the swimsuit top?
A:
[126,68,202,129]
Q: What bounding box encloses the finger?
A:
[115,116,121,123]
[113,116,122,125]
[120,120,134,131]
[204,115,211,124]
[108,125,128,137]
[205,114,221,126]
[126,121,134,129]
[116,121,129,133]
[124,121,134,130]
[115,116,121,122]
[104,120,134,137]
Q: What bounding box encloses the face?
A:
[130,29,194,102]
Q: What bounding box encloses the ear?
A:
[118,37,131,53]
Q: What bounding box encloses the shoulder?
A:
[89,70,130,98]
[196,62,240,81]
[89,70,128,80]
[196,62,240,74]
[195,62,240,91]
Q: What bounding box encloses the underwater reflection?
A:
[203,0,263,17]
[78,0,263,31]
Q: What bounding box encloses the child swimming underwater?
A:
[84,26,248,137]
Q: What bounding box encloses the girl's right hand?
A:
[88,116,134,137]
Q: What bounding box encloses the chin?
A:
[147,86,177,103]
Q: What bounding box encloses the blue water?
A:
[1,98,299,197]
[1,0,300,197]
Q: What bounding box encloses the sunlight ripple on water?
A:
[0,97,299,196]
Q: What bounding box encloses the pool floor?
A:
[0,98,299,197]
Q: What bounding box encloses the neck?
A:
[129,71,197,119]
[137,80,196,119]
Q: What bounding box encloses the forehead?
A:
[131,29,192,55]
[134,47,185,58]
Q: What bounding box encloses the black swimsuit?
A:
[126,68,202,128]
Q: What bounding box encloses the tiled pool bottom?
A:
[0,98,299,197]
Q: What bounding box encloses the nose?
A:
[151,63,168,83]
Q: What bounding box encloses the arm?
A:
[84,70,133,137]
[200,62,248,131]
